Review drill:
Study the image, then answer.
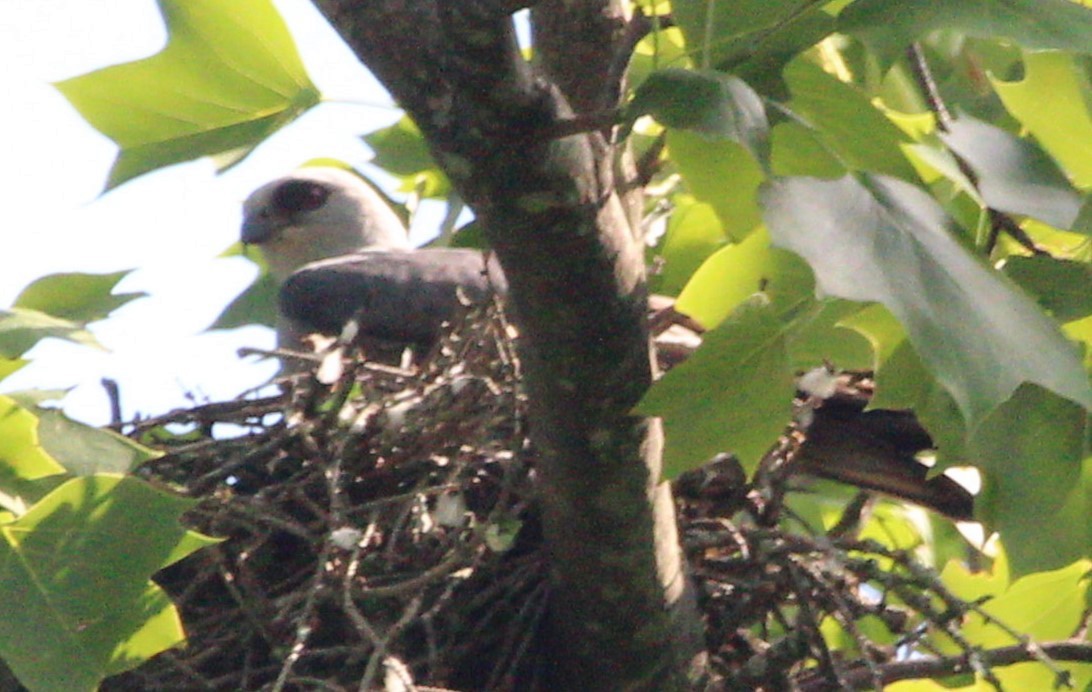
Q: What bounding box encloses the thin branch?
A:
[799,640,1092,690]
[905,42,1050,257]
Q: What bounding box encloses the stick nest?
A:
[104,303,996,691]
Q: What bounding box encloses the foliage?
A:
[3,0,1091,689]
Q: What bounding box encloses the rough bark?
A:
[310,1,704,687]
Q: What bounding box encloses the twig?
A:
[905,42,1050,257]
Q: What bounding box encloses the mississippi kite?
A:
[242,167,503,356]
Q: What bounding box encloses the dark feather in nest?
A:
[105,301,983,691]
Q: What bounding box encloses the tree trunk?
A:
[310,2,705,687]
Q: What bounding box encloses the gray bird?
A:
[241,167,504,359]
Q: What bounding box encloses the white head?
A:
[241,167,410,281]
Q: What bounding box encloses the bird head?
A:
[241,167,410,281]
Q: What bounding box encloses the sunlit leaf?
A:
[667,131,764,240]
[32,407,162,476]
[760,174,1092,422]
[55,0,321,189]
[992,51,1092,188]
[15,271,144,324]
[0,308,102,359]
[931,556,1092,689]
[0,396,66,485]
[364,116,451,198]
[675,227,813,328]
[940,113,1083,230]
[636,295,794,476]
[840,0,1092,69]
[782,59,919,182]
[0,475,218,690]
[651,196,727,296]
[0,358,27,385]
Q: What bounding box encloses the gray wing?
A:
[279,249,506,348]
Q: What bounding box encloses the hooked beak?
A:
[240,214,280,245]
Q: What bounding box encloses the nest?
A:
[102,302,998,691]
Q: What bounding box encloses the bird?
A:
[241,166,504,361]
[240,167,972,521]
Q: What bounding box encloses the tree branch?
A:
[905,42,1049,257]
[311,1,703,687]
[798,639,1092,690]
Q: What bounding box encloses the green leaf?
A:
[671,0,833,81]
[635,295,794,476]
[364,116,451,198]
[667,131,764,241]
[940,113,1083,230]
[992,51,1092,188]
[675,226,814,328]
[0,396,66,486]
[782,59,919,182]
[971,385,1089,576]
[627,69,770,165]
[935,557,1092,690]
[0,308,102,359]
[839,0,1092,69]
[651,196,727,296]
[55,0,320,190]
[15,271,144,323]
[1004,256,1092,322]
[760,174,1092,422]
[0,358,27,385]
[769,121,846,178]
[30,407,163,476]
[211,270,278,330]
[0,475,218,690]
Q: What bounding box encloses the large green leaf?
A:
[627,69,770,164]
[970,385,1089,576]
[671,0,833,84]
[635,296,794,476]
[32,407,162,476]
[675,226,813,328]
[0,308,102,359]
[667,132,764,241]
[0,475,218,691]
[839,0,1092,69]
[15,271,144,323]
[935,557,1092,689]
[992,51,1092,188]
[651,196,727,296]
[363,116,451,198]
[760,174,1092,422]
[1004,256,1092,323]
[55,0,320,190]
[940,113,1084,230]
[782,59,919,182]
[0,396,66,486]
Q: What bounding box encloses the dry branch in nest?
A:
[102,302,1041,691]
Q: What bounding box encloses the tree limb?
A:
[310,1,704,687]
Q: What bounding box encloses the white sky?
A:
[0,0,422,425]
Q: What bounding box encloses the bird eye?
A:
[272,180,330,213]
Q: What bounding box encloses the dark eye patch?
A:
[272,180,330,213]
